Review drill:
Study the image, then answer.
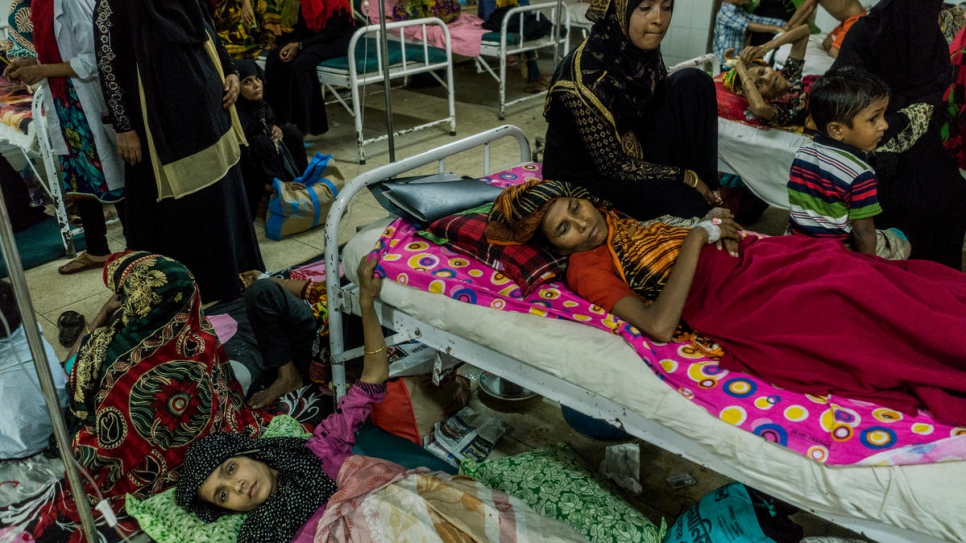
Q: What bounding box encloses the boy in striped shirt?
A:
[786,69,911,259]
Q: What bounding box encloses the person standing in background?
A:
[94,0,264,302]
[4,0,126,275]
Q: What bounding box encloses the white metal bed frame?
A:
[317,17,457,164]
[323,125,953,543]
[475,2,571,119]
[0,87,77,256]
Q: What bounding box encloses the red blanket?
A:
[683,235,966,426]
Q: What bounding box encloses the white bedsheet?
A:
[717,117,806,209]
[345,225,966,543]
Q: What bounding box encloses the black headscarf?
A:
[547,0,668,133]
[831,0,950,112]
[176,432,337,543]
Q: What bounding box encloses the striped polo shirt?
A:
[787,134,882,241]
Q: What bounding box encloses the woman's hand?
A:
[740,45,767,64]
[116,130,142,165]
[701,209,742,257]
[241,0,255,27]
[222,73,240,109]
[357,256,383,307]
[279,42,299,62]
[690,173,723,207]
[271,125,283,140]
[3,57,37,79]
[89,293,121,329]
[8,64,48,85]
[702,207,733,222]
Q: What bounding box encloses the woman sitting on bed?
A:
[175,256,585,543]
[542,0,722,221]
[720,23,812,127]
[485,178,966,428]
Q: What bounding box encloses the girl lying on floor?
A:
[484,179,966,428]
[176,256,587,543]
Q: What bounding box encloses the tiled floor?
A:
[13,58,866,540]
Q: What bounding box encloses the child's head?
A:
[0,280,22,339]
[176,432,336,526]
[235,60,264,102]
[809,68,890,151]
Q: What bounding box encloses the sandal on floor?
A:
[56,310,86,348]
[58,253,106,275]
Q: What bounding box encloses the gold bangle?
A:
[364,345,385,355]
[686,170,698,188]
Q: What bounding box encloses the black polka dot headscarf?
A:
[177,432,337,543]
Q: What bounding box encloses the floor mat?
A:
[0,217,86,277]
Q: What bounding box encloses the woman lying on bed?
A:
[720,23,812,127]
[175,256,586,543]
[485,178,966,428]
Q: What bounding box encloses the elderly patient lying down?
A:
[484,179,966,428]
[176,257,587,543]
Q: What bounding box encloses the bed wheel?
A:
[450,131,457,136]
[359,159,367,165]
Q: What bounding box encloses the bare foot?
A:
[239,270,264,290]
[248,362,304,409]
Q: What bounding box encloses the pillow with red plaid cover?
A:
[420,205,567,297]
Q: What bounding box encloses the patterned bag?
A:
[266,152,345,240]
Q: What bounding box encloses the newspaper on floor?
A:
[432,407,507,463]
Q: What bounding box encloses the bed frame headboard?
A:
[323,125,532,397]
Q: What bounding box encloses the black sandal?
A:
[57,310,86,348]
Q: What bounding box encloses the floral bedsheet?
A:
[369,163,966,466]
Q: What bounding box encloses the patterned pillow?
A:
[125,416,310,543]
[421,205,567,297]
[460,442,666,543]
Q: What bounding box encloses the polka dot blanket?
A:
[369,163,966,466]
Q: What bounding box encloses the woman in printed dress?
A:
[3,0,125,275]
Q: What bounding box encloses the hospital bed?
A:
[364,0,572,119]
[0,83,76,256]
[316,17,457,164]
[323,125,966,543]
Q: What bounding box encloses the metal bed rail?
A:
[324,124,530,397]
[474,2,572,119]
[317,17,457,164]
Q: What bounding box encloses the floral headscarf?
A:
[69,251,256,504]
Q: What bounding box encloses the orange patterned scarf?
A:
[605,211,689,301]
